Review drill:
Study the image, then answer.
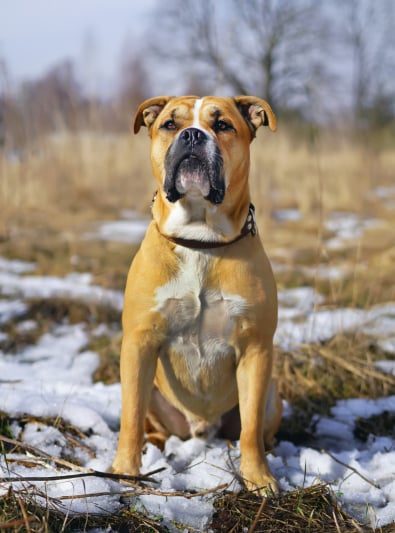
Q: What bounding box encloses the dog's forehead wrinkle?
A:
[207,105,221,117]
[203,104,228,121]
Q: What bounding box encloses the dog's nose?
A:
[180,127,207,146]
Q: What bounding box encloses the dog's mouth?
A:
[164,142,225,205]
[174,155,211,198]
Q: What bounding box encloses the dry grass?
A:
[1,126,394,298]
[2,411,393,533]
[1,127,394,238]
[0,482,364,533]
[0,485,165,532]
[212,484,366,532]
[1,132,151,216]
[275,334,395,441]
[1,410,389,532]
[250,128,394,220]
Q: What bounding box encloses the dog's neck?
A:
[151,192,256,248]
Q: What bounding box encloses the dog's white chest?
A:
[153,248,247,368]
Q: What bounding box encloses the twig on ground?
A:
[248,496,267,533]
[0,435,164,484]
[57,483,229,501]
[322,448,381,489]
[0,468,165,485]
[16,495,32,533]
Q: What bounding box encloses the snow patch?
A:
[86,210,150,243]
[0,256,394,529]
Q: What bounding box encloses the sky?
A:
[0,0,156,93]
[1,0,394,121]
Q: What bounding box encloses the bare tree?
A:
[151,0,332,115]
[118,53,150,110]
[18,60,83,137]
[110,38,152,130]
[342,0,395,128]
[0,57,10,149]
[0,58,43,150]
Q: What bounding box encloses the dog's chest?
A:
[153,248,247,366]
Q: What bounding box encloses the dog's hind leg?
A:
[146,386,191,447]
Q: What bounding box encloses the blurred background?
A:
[0,0,394,274]
[1,5,395,528]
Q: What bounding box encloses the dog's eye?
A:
[214,120,233,132]
[161,120,177,130]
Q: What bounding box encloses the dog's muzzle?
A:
[164,127,225,205]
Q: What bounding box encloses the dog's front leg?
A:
[112,332,158,475]
[237,341,278,496]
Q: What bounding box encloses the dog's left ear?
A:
[234,96,277,138]
[133,96,173,134]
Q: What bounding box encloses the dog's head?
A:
[134,96,276,207]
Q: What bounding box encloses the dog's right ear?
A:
[133,96,173,134]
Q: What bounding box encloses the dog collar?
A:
[156,202,257,250]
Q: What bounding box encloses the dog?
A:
[111,95,282,495]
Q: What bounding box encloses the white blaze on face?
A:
[192,98,204,128]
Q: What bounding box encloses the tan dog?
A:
[112,95,282,495]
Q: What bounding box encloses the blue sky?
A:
[0,0,155,92]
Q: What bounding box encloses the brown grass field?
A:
[0,126,395,531]
[1,127,394,308]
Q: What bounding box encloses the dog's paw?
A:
[111,453,140,477]
[241,467,279,497]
